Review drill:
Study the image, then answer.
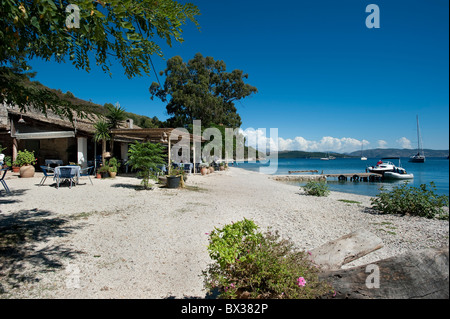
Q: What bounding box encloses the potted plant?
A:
[166,167,185,189]
[199,163,209,175]
[97,165,110,179]
[15,149,37,178]
[3,155,12,169]
[107,157,120,178]
[219,162,225,171]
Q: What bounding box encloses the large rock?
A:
[320,247,449,299]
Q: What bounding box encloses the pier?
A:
[323,172,383,182]
[272,172,383,182]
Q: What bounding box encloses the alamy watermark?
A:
[169,120,279,174]
[65,4,80,29]
[366,4,381,29]
[365,264,380,289]
[65,263,81,289]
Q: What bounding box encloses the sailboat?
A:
[409,115,426,163]
[360,142,367,161]
[321,152,336,160]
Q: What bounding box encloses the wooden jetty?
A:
[272,172,383,182]
[323,172,383,182]
[289,170,319,174]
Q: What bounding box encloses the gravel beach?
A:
[1,167,448,299]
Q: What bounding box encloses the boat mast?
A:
[417,115,423,156]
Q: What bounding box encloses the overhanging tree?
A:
[149,53,258,129]
[0,0,200,120]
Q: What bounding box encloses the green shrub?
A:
[371,182,449,220]
[107,157,121,173]
[13,149,36,166]
[127,141,166,189]
[203,219,332,299]
[302,180,330,197]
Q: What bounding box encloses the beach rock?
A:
[320,247,449,299]
[310,229,384,270]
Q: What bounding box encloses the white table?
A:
[54,166,81,188]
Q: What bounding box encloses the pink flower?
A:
[297,277,306,287]
[307,251,312,256]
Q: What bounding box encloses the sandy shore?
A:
[0,167,448,298]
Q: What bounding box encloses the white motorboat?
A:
[384,167,414,180]
[367,159,397,174]
[361,156,368,161]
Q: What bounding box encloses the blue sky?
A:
[28,0,449,152]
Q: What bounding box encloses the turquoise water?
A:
[237,157,449,197]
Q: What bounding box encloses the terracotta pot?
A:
[220,166,225,171]
[200,167,208,175]
[96,173,102,179]
[209,167,214,173]
[19,165,35,178]
[109,171,117,178]
[12,166,20,173]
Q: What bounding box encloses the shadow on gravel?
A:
[0,208,84,295]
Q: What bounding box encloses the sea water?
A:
[237,157,449,197]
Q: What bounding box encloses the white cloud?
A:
[240,128,370,154]
[377,140,388,149]
[396,137,413,149]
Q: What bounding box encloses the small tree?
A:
[127,142,166,189]
[105,102,127,156]
[93,120,110,166]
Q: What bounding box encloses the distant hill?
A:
[348,148,449,158]
[277,151,355,159]
[274,149,449,159]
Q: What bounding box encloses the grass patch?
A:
[377,229,397,235]
[338,199,362,204]
[184,185,208,192]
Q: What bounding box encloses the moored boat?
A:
[367,158,397,175]
[384,167,414,180]
[409,115,426,163]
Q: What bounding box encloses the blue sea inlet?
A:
[237,157,449,197]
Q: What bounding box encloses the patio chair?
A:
[183,163,193,174]
[57,167,76,189]
[79,166,94,185]
[1,168,10,193]
[39,166,54,186]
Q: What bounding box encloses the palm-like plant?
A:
[105,102,127,156]
[93,120,111,166]
[127,142,166,189]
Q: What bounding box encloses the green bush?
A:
[13,149,36,166]
[203,219,332,299]
[107,157,121,173]
[371,182,449,220]
[302,180,330,197]
[127,141,166,189]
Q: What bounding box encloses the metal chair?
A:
[0,168,10,193]
[57,167,76,189]
[39,166,54,186]
[79,166,94,185]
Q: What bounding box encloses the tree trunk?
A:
[102,140,106,166]
[320,247,449,299]
[309,229,384,271]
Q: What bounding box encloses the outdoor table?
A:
[54,165,81,188]
[45,159,63,167]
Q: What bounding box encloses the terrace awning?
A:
[12,131,76,140]
[110,128,206,172]
[110,128,204,144]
